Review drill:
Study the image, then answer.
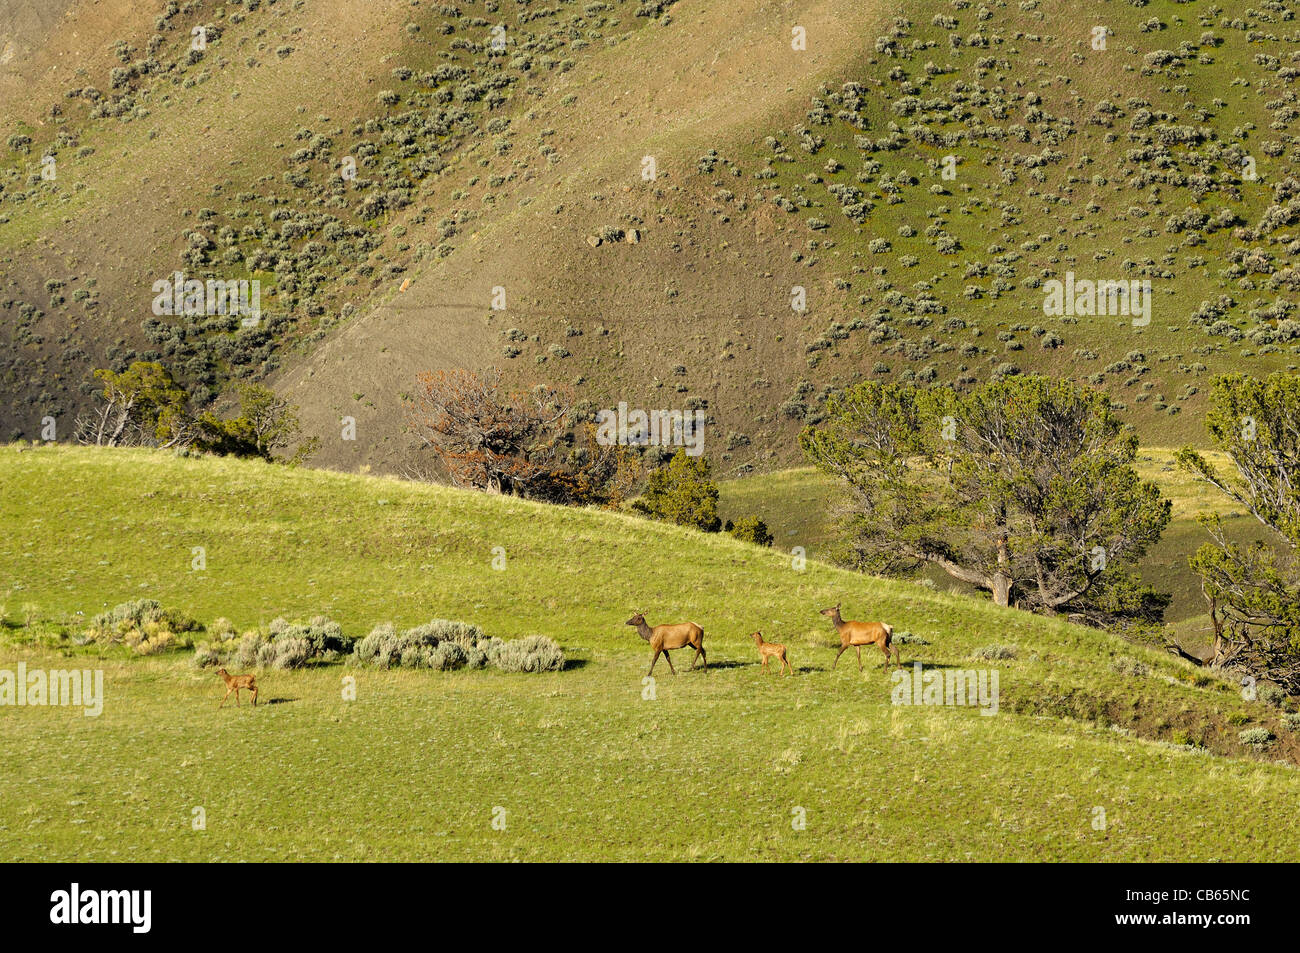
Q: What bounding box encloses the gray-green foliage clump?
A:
[84,599,202,654]
[354,619,487,670]
[354,620,564,672]
[485,634,566,673]
[893,630,930,645]
[970,645,1017,661]
[193,616,352,670]
[1111,656,1151,678]
[1238,727,1273,749]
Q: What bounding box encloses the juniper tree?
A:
[1176,373,1300,689]
[800,374,1170,624]
[74,361,195,448]
[631,449,722,533]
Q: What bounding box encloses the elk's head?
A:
[216,668,229,677]
[750,631,763,644]
[625,612,645,627]
[818,603,841,619]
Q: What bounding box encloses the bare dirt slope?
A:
[276,0,888,470]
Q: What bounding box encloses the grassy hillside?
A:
[1,444,1298,861]
[6,0,1300,474]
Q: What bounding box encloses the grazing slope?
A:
[0,445,1297,861]
[6,0,1300,473]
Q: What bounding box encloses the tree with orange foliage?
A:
[406,368,641,506]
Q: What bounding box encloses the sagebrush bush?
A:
[1239,727,1273,749]
[1281,712,1300,732]
[1258,683,1288,707]
[1111,656,1150,678]
[893,630,930,645]
[354,618,487,670]
[485,634,565,673]
[355,621,562,673]
[970,645,1017,661]
[193,615,350,670]
[85,599,201,654]
[268,616,353,658]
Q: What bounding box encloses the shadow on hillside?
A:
[813,658,962,672]
[560,658,590,671]
[693,659,749,671]
[260,697,296,705]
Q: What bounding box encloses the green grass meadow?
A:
[2,445,1299,861]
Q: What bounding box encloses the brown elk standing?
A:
[820,604,899,672]
[625,612,706,676]
[749,631,793,676]
[217,668,258,708]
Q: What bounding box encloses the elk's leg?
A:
[647,649,661,677]
[856,646,862,672]
[251,687,258,707]
[833,645,847,669]
[663,650,677,676]
[235,688,241,707]
[219,688,232,709]
[880,642,891,671]
[699,645,707,672]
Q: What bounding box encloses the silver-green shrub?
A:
[485,634,565,673]
[194,616,349,670]
[1239,727,1274,749]
[86,599,201,654]
[970,644,1017,661]
[354,619,487,669]
[355,621,562,673]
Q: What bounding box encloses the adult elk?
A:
[625,612,707,676]
[820,603,899,672]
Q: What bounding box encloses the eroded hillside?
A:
[4,0,1300,474]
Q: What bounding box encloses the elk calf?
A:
[625,612,706,676]
[750,631,792,676]
[820,603,899,672]
[217,667,258,708]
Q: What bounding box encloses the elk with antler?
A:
[625,612,706,676]
[820,603,898,672]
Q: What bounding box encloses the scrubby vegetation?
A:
[726,514,773,547]
[630,449,721,532]
[83,599,202,655]
[188,613,565,673]
[194,615,353,670]
[354,618,564,672]
[74,361,311,462]
[1,0,681,433]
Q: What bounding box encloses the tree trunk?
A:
[993,532,1013,607]
[991,573,1012,607]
